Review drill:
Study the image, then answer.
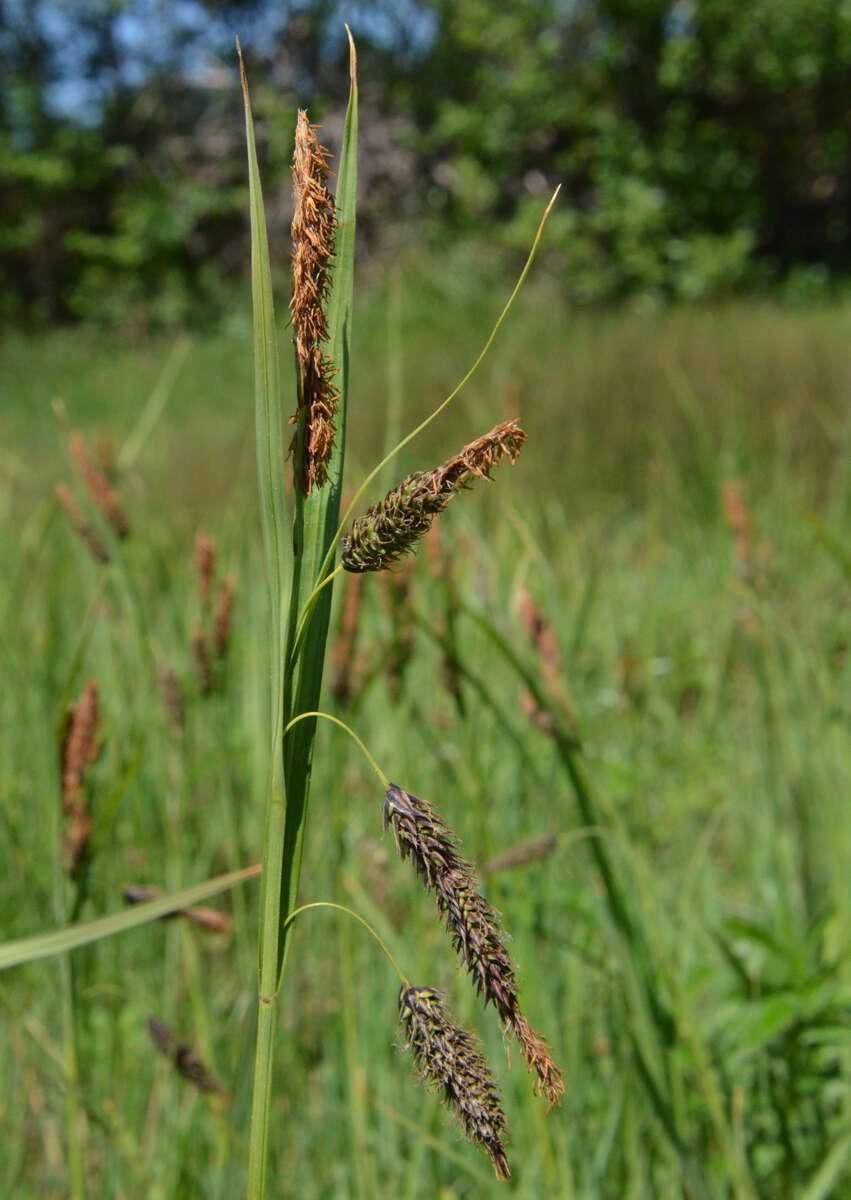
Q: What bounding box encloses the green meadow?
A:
[2,283,851,1197]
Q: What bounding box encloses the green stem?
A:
[247,753,286,1198]
[288,563,345,669]
[283,901,408,984]
[283,711,388,790]
[247,997,277,1196]
[60,950,85,1200]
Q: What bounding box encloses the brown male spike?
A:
[290,110,338,494]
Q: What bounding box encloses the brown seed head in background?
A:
[63,804,93,879]
[180,905,232,934]
[190,627,212,694]
[124,885,231,933]
[515,584,574,729]
[194,529,216,608]
[59,679,100,879]
[146,1018,228,1097]
[214,575,235,659]
[480,833,559,876]
[61,680,100,814]
[157,665,185,740]
[69,431,130,538]
[290,109,338,494]
[399,986,510,1181]
[54,483,109,564]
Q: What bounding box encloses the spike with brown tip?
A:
[194,529,216,608]
[342,421,526,573]
[384,784,564,1109]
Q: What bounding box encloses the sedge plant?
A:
[240,32,563,1193]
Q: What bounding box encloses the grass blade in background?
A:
[117,336,191,472]
[0,865,261,970]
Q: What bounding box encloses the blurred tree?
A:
[1,0,850,323]
[413,0,851,300]
[0,0,254,324]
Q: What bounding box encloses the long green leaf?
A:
[239,39,291,1199]
[239,41,288,740]
[238,39,288,985]
[0,866,260,970]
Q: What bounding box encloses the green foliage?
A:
[0,83,247,327]
[3,0,851,323]
[415,0,851,301]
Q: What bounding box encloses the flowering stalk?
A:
[56,679,102,1200]
[385,784,564,1108]
[59,679,100,879]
